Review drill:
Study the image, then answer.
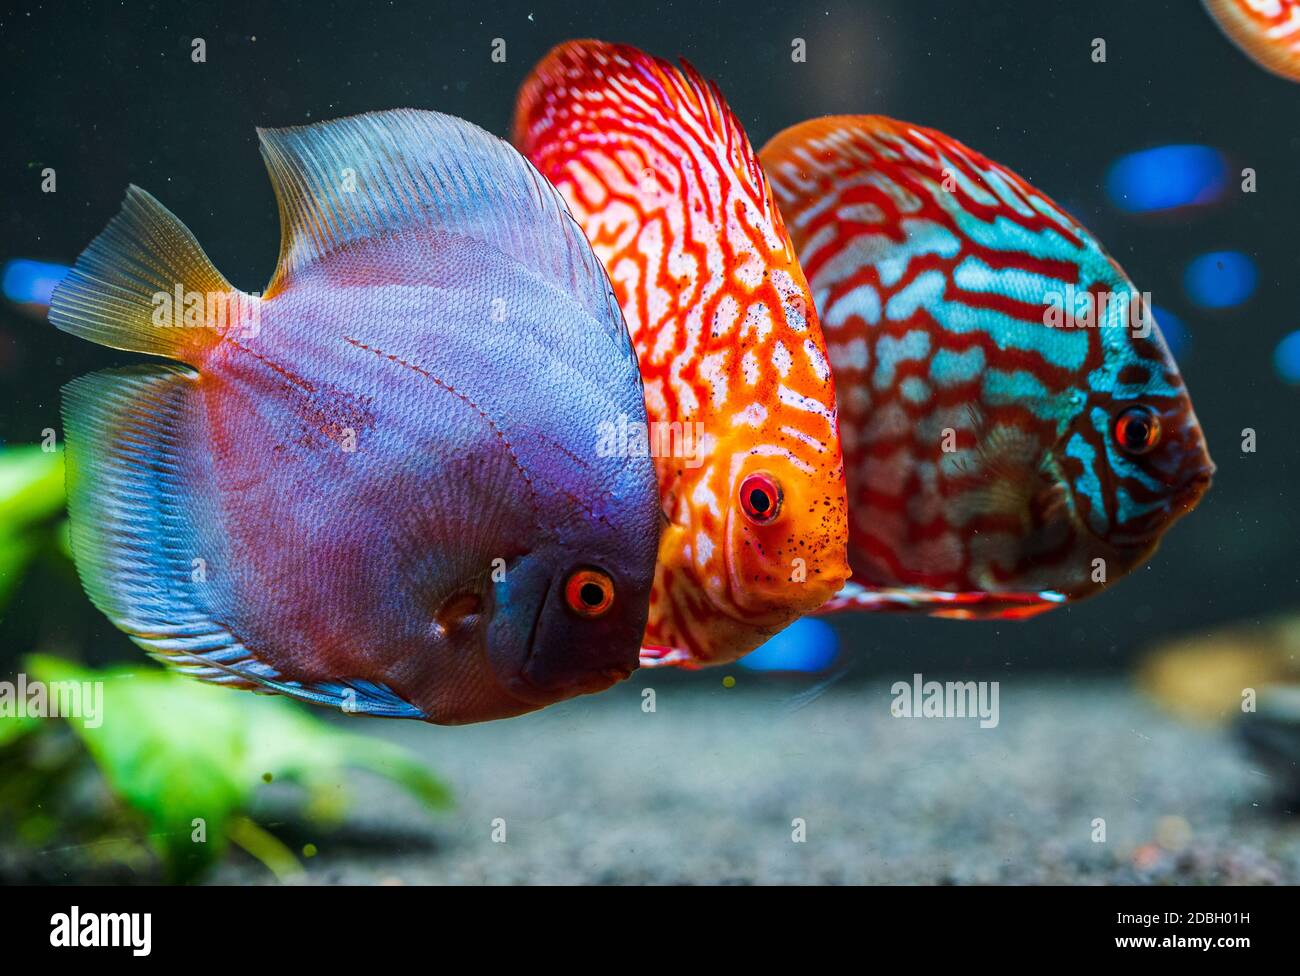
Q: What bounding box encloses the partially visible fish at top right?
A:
[1203,0,1300,81]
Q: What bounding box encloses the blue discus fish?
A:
[50,109,661,724]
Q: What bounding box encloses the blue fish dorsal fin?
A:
[256,109,628,342]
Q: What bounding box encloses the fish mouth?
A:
[719,507,851,626]
[506,577,636,704]
[1153,466,1214,522]
[1173,468,1213,511]
[723,538,851,624]
[1102,468,1214,551]
[503,591,557,706]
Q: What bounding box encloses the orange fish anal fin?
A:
[639,644,701,669]
[49,186,254,365]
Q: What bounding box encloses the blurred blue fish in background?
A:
[1151,306,1191,358]
[740,617,840,673]
[1105,145,1229,214]
[2,259,69,316]
[1184,250,1258,308]
[1274,330,1300,384]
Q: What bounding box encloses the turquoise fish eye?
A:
[1113,405,1162,456]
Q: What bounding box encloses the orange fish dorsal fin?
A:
[514,40,781,248]
[514,40,819,413]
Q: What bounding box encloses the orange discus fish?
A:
[515,41,851,667]
[1203,0,1300,81]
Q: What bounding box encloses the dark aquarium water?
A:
[0,0,1297,904]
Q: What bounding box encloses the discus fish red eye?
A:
[564,568,615,618]
[1114,405,1162,455]
[739,472,782,524]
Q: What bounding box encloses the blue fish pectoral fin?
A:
[61,365,425,720]
[254,109,636,367]
[48,186,252,365]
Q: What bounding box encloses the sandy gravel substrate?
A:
[213,675,1300,885]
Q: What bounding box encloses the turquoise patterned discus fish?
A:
[762,116,1214,618]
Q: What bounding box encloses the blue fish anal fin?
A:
[171,650,426,720]
[60,365,426,721]
[62,364,236,649]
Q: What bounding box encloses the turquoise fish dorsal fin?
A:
[256,109,627,341]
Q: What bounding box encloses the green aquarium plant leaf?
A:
[0,713,40,748]
[0,535,38,611]
[22,654,451,882]
[242,702,453,814]
[0,446,67,608]
[0,530,37,608]
[0,445,65,529]
[27,655,248,881]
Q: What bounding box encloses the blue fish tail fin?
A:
[49,186,255,365]
[61,366,426,719]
